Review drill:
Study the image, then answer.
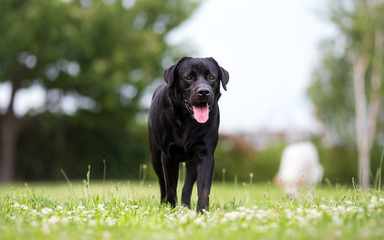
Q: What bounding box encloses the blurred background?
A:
[0,0,383,186]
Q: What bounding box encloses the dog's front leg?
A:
[161,153,179,207]
[181,160,198,208]
[196,155,215,213]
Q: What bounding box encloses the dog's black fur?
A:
[148,57,229,212]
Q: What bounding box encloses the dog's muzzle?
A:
[184,100,212,124]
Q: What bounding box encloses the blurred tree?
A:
[0,0,199,181]
[308,0,384,188]
[214,134,284,183]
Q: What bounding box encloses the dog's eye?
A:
[185,76,192,81]
[209,76,215,81]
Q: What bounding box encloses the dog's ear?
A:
[164,57,190,88]
[164,64,176,88]
[207,57,229,91]
[219,66,229,91]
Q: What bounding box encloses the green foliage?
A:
[214,135,381,186]
[16,114,151,180]
[315,141,358,184]
[308,0,384,144]
[253,141,286,182]
[329,0,384,54]
[213,135,284,183]
[308,41,356,145]
[307,0,384,186]
[0,0,199,87]
[0,0,200,180]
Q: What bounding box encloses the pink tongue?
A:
[193,105,209,123]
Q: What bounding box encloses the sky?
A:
[0,0,337,134]
[167,0,337,133]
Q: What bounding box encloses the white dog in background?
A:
[274,141,324,198]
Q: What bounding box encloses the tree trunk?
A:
[353,56,370,189]
[367,32,383,149]
[0,76,22,182]
[0,113,19,182]
[353,31,384,189]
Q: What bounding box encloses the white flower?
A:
[11,202,20,208]
[56,205,63,211]
[20,205,28,210]
[61,217,69,225]
[193,217,204,225]
[285,209,294,219]
[245,214,253,221]
[224,211,240,221]
[336,206,346,213]
[332,215,343,226]
[178,215,188,224]
[41,208,53,215]
[30,221,38,227]
[296,207,303,214]
[306,209,322,220]
[220,217,228,224]
[98,204,104,209]
[368,196,379,210]
[88,220,97,226]
[77,206,85,211]
[237,206,246,212]
[105,217,117,226]
[48,216,60,225]
[346,206,359,214]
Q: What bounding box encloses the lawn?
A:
[1,180,384,240]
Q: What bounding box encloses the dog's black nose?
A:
[197,87,211,96]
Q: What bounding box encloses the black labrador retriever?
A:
[148,57,229,213]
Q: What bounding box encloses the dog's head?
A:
[164,57,229,124]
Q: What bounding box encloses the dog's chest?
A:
[166,122,206,160]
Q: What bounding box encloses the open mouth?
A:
[185,100,212,124]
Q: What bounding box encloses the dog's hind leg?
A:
[181,160,197,208]
[150,147,165,203]
[161,153,179,208]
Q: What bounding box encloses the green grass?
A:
[1,181,384,240]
